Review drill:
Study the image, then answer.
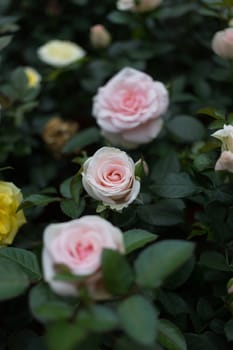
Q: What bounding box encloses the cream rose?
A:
[117,0,162,12]
[212,28,233,59]
[82,147,140,210]
[0,181,26,245]
[93,67,169,148]
[37,40,86,67]
[42,216,124,299]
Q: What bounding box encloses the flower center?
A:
[75,241,94,261]
[107,170,122,182]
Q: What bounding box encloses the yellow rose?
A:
[37,40,86,67]
[0,181,26,245]
[24,67,41,88]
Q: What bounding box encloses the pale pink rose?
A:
[212,28,233,59]
[215,151,233,173]
[90,25,111,48]
[82,147,140,210]
[42,216,124,299]
[117,0,162,12]
[93,67,169,147]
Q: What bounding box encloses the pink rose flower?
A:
[93,67,169,148]
[42,216,124,299]
[82,147,140,210]
[212,28,233,59]
[215,151,233,173]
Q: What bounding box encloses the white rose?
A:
[38,40,86,67]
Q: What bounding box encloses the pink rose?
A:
[93,67,169,148]
[42,216,124,299]
[212,28,233,59]
[82,147,140,210]
[90,25,111,48]
[215,151,233,173]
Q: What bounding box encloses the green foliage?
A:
[158,319,187,350]
[0,247,41,281]
[118,295,158,346]
[102,249,134,295]
[0,258,29,300]
[123,228,158,254]
[135,240,195,288]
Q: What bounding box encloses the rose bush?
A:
[82,147,140,210]
[0,1,233,350]
[42,215,124,299]
[93,67,169,148]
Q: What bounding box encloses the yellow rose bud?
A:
[0,181,26,245]
[24,67,41,88]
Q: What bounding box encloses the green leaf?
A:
[199,252,230,272]
[102,249,133,295]
[0,247,41,281]
[151,173,198,198]
[137,199,184,226]
[77,305,119,332]
[46,321,86,350]
[0,34,12,50]
[60,198,85,218]
[135,240,194,288]
[29,283,72,323]
[185,334,218,350]
[165,257,195,289]
[124,229,158,254]
[62,127,100,153]
[167,115,206,143]
[60,177,73,198]
[118,295,158,346]
[158,319,187,350]
[107,11,132,24]
[70,173,82,202]
[224,318,233,341]
[0,258,29,300]
[197,107,225,120]
[20,194,60,210]
[158,291,189,316]
[151,151,180,181]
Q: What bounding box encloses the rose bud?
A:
[90,25,111,48]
